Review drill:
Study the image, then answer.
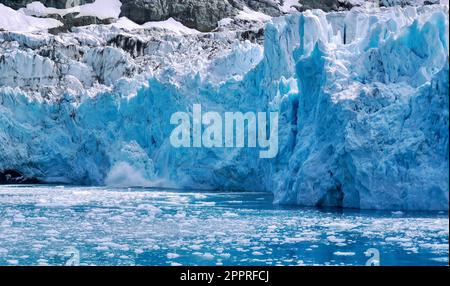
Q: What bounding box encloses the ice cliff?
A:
[0,2,448,210]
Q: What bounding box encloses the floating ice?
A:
[0,186,447,265]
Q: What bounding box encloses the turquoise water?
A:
[0,185,448,266]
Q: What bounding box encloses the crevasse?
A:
[0,5,448,210]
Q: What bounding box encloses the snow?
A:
[279,0,301,13]
[110,17,143,30]
[21,0,122,20]
[236,6,272,22]
[0,4,449,211]
[76,0,122,20]
[21,2,77,17]
[0,4,62,32]
[19,1,199,34]
[142,18,200,35]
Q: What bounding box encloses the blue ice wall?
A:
[0,7,448,210]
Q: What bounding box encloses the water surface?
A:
[0,185,448,266]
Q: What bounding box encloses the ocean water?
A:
[0,185,448,266]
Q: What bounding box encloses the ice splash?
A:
[105,161,152,187]
[105,162,178,188]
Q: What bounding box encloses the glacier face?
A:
[263,6,450,211]
[0,4,449,210]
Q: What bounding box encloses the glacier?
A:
[0,4,448,210]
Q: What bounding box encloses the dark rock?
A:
[118,1,353,32]
[242,0,283,16]
[423,0,440,5]
[47,12,115,34]
[0,0,94,10]
[107,34,147,57]
[1,0,435,33]
[316,183,344,208]
[119,0,238,32]
[297,0,354,12]
[239,27,265,44]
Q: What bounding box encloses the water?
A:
[0,185,448,266]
